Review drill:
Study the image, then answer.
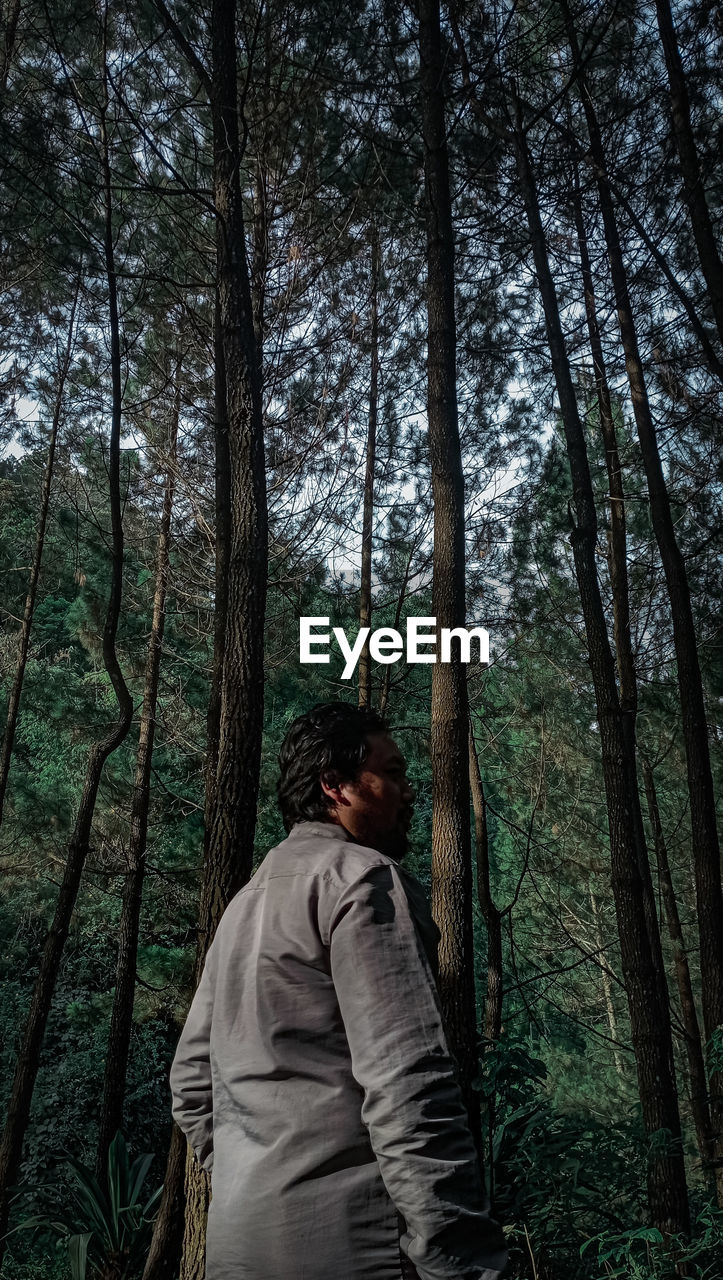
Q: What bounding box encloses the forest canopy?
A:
[0,0,721,1277]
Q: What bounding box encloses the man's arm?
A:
[329,861,508,1280]
[169,949,215,1172]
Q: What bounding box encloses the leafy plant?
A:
[476,1035,647,1277]
[580,1203,723,1278]
[11,1133,161,1279]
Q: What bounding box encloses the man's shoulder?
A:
[215,825,406,937]
[264,821,397,888]
[213,823,404,950]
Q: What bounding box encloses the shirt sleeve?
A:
[329,860,508,1280]
[169,948,215,1173]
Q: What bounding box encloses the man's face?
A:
[323,732,415,859]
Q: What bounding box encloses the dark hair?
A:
[277,701,387,832]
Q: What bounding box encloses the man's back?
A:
[171,818,507,1280]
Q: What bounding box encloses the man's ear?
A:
[321,771,351,808]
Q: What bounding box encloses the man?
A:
[170,701,508,1280]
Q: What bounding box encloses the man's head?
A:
[277,702,414,858]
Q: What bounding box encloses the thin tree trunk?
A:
[250,7,271,366]
[419,0,479,1150]
[178,0,268,1272]
[143,302,229,1280]
[589,890,625,1078]
[513,115,689,1239]
[601,172,723,385]
[0,280,79,828]
[0,44,133,1261]
[468,725,502,1209]
[251,158,266,364]
[0,0,20,93]
[141,1123,186,1280]
[571,170,634,714]
[653,0,723,346]
[571,170,670,1026]
[204,289,232,826]
[642,757,721,1204]
[468,727,503,1046]
[358,223,379,710]
[95,368,181,1181]
[562,2,723,1182]
[378,536,418,720]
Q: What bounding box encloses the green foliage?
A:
[580,1205,723,1279]
[11,1133,161,1280]
[1,0,721,1275]
[478,1036,643,1276]
[478,1037,723,1279]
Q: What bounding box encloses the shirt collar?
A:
[288,819,351,842]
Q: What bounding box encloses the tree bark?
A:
[419,0,479,1150]
[142,302,229,1280]
[378,537,417,720]
[200,0,267,940]
[653,0,723,347]
[513,116,689,1239]
[178,0,268,1272]
[642,756,722,1205]
[571,170,670,1027]
[0,278,79,828]
[468,724,503,1209]
[600,172,723,386]
[95,366,180,1181]
[0,0,20,93]
[204,288,232,828]
[358,224,379,710]
[563,2,723,1184]
[571,170,635,714]
[0,48,134,1261]
[251,157,266,364]
[589,890,625,1078]
[468,726,503,1046]
[141,1123,187,1280]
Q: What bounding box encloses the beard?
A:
[340,812,410,861]
[357,815,411,861]
[377,824,409,861]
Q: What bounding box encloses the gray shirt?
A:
[170,820,508,1280]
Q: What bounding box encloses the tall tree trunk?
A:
[0,0,20,93]
[468,726,503,1046]
[143,304,229,1280]
[599,171,723,386]
[358,223,379,710]
[141,1123,186,1280]
[378,536,418,720]
[250,6,271,366]
[178,0,268,1273]
[571,170,635,714]
[513,116,689,1239]
[571,170,669,1025]
[251,158,266,364]
[653,0,723,346]
[95,369,181,1181]
[563,2,723,1181]
[589,890,625,1078]
[0,47,134,1261]
[469,724,503,1208]
[0,279,79,828]
[204,290,232,828]
[419,0,479,1149]
[199,0,267,1035]
[642,757,721,1204]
